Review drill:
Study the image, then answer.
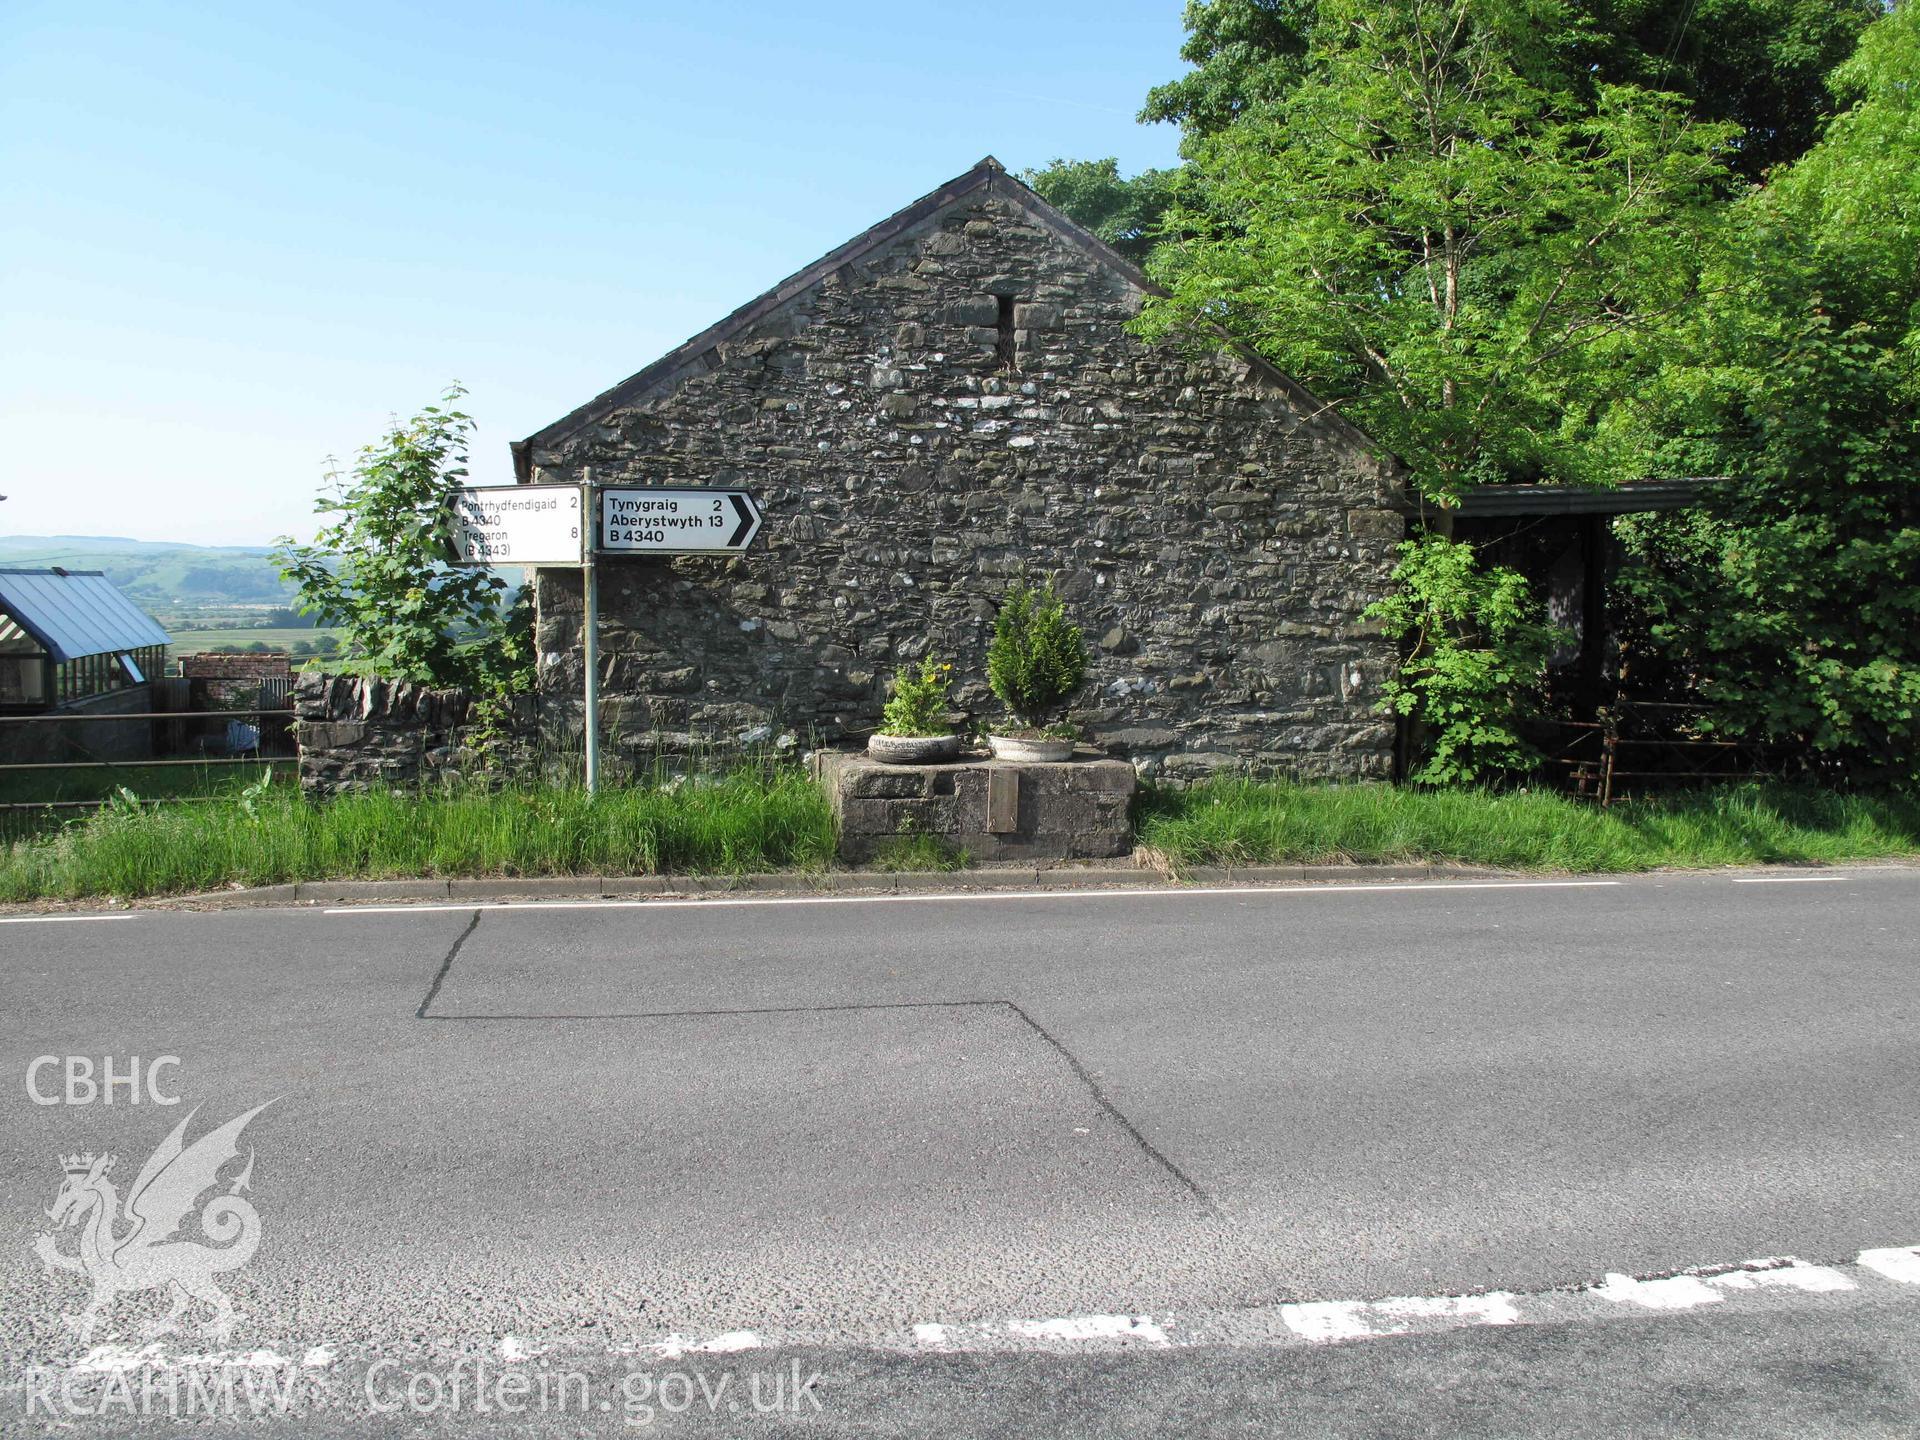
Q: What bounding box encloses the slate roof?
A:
[0,569,171,663]
[513,156,1385,479]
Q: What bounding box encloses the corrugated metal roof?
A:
[1453,479,1714,517]
[0,569,171,663]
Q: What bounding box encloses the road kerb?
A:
[161,861,1532,911]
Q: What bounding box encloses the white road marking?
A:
[1282,1293,1519,1343]
[1731,875,1846,884]
[636,1329,761,1358]
[1280,1301,1378,1342]
[0,913,137,924]
[1708,1263,1854,1294]
[1593,1272,1724,1310]
[323,879,1623,917]
[698,1330,761,1353]
[21,1244,1917,1381]
[1858,1246,1920,1284]
[1377,1293,1521,1326]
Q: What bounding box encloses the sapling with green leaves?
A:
[274,385,518,692]
[1365,535,1567,785]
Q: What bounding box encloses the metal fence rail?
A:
[0,709,294,724]
[1527,702,1785,805]
[0,705,298,825]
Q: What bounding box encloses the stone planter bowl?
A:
[867,733,962,765]
[986,734,1075,763]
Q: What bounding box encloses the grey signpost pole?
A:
[444,481,599,790]
[575,483,763,794]
[582,499,601,796]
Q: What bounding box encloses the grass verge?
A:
[1138,780,1920,873]
[0,771,837,901]
[867,832,971,873]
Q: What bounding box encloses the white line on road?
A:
[323,879,1624,917]
[1857,1246,1920,1284]
[0,913,137,925]
[1731,875,1847,883]
[911,1247,1917,1352]
[1593,1271,1724,1310]
[33,1246,1919,1380]
[1281,1293,1520,1342]
[1707,1263,1855,1294]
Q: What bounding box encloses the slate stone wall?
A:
[294,674,476,794]
[524,186,1406,780]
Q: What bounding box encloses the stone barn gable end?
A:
[516,156,1409,780]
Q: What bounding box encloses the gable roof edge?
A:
[514,158,1396,480]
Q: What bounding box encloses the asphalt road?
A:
[2,867,1918,1436]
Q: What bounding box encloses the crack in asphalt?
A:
[410,921,1215,1211]
[413,908,481,1019]
[1001,1000,1217,1212]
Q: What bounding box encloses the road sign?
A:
[446,484,585,567]
[598,487,764,555]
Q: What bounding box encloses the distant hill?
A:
[0,536,296,611]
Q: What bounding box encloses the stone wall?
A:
[293,674,475,794]
[524,174,1406,781]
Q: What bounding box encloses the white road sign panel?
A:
[599,487,764,554]
[447,485,585,566]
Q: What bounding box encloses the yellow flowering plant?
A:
[878,656,956,738]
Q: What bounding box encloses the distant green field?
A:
[166,626,345,654]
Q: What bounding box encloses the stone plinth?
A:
[813,749,1136,864]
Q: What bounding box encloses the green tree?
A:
[274,387,512,690]
[1034,1,1877,256]
[1021,158,1177,265]
[1615,1,1920,787]
[1140,0,1319,139]
[1573,0,1884,179]
[1140,0,1877,170]
[1140,0,1740,502]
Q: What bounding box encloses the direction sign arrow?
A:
[598,487,764,556]
[725,492,759,548]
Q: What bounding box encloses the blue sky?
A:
[1,2,1185,546]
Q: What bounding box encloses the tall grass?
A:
[0,771,837,901]
[1138,779,1920,873]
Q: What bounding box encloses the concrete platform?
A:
[813,747,1137,864]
